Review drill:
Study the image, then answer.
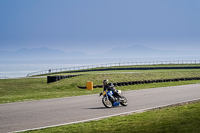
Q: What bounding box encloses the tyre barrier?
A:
[77,77,200,89]
[47,74,82,83]
[78,86,87,89]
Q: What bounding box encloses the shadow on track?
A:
[85,105,126,110]
[84,107,107,109]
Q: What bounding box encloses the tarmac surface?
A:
[0,84,200,133]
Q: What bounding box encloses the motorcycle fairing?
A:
[113,102,120,106]
[107,91,113,97]
[107,91,120,106]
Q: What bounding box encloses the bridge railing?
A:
[26,60,200,77]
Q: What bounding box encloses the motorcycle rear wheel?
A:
[120,96,128,106]
[102,97,113,108]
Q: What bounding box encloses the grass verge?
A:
[23,101,200,133]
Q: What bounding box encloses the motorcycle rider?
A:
[100,79,121,101]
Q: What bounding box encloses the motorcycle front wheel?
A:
[102,97,113,108]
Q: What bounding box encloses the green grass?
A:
[23,101,200,133]
[1,69,200,104]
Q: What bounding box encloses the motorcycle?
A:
[100,90,128,108]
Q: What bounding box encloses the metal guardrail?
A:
[26,60,200,77]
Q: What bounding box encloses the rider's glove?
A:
[99,92,102,96]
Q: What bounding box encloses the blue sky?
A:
[0,0,200,54]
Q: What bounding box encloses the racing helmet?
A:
[103,79,109,85]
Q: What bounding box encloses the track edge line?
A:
[11,98,200,133]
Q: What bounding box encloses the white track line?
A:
[11,98,200,133]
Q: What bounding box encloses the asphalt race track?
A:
[1,84,200,133]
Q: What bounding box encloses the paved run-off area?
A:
[0,84,200,133]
